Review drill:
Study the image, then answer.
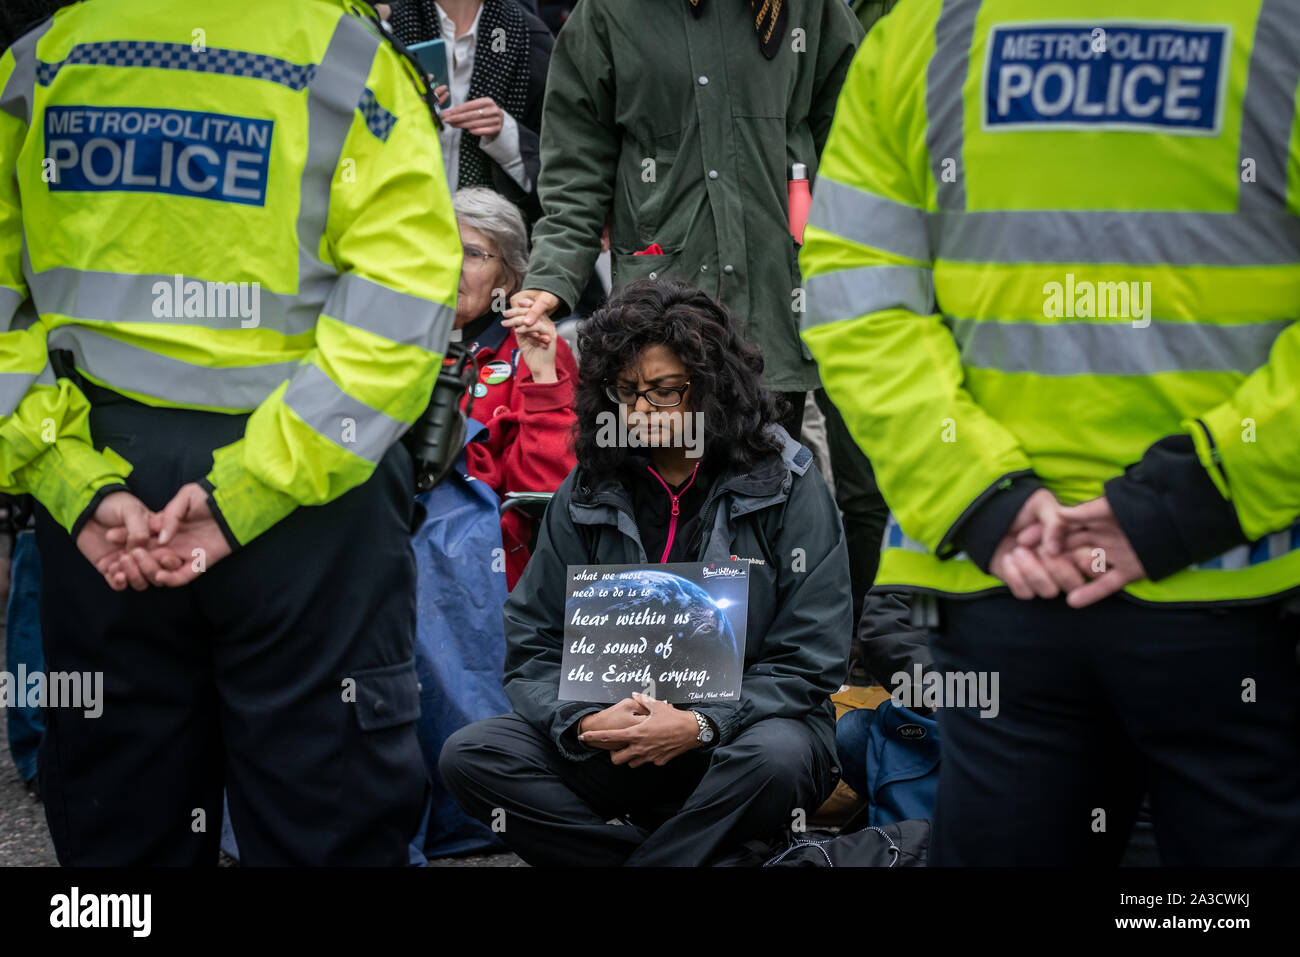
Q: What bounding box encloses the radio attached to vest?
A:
[403,344,476,493]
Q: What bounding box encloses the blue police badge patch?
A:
[45,106,274,205]
[981,21,1230,135]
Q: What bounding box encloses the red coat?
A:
[456,317,578,590]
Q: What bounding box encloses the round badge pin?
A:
[472,382,489,398]
[482,359,513,385]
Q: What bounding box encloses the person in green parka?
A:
[507,0,890,629]
[852,0,899,35]
[509,0,862,401]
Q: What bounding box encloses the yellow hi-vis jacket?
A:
[801,0,1300,604]
[0,0,460,545]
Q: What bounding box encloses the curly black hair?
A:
[574,279,788,483]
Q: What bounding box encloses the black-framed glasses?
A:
[605,381,691,408]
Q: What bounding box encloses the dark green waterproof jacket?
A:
[501,427,852,765]
[521,0,864,391]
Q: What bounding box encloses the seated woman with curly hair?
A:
[440,279,852,866]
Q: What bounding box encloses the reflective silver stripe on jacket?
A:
[806,177,929,262]
[0,364,48,417]
[27,266,453,346]
[27,270,319,336]
[0,292,51,416]
[803,267,934,329]
[807,177,1300,267]
[1238,0,1300,213]
[0,19,53,124]
[931,208,1300,267]
[297,17,379,298]
[323,273,455,350]
[281,362,409,464]
[948,317,1291,377]
[925,0,978,210]
[45,324,300,409]
[0,286,24,327]
[0,27,47,419]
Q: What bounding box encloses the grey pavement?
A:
[0,632,57,866]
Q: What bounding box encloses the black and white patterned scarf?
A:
[389,0,531,189]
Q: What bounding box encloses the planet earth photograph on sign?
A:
[560,564,749,704]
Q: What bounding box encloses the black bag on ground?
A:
[713,817,929,867]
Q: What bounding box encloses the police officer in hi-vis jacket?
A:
[0,0,460,864]
[802,0,1300,865]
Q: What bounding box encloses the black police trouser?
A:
[779,390,889,624]
[814,390,889,622]
[439,712,838,866]
[930,594,1300,866]
[35,398,428,866]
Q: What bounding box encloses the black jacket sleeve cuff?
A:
[556,704,602,761]
[856,588,934,685]
[70,482,132,540]
[945,472,1044,573]
[1104,434,1247,581]
[199,477,241,553]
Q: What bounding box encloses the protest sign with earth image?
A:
[559,563,749,704]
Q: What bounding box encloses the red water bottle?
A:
[788,162,811,244]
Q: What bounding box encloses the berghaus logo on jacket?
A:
[981,21,1229,135]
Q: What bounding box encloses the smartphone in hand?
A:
[408,38,449,94]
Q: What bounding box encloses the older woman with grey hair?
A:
[452,187,578,589]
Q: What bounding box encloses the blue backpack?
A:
[407,420,512,859]
[837,698,940,827]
